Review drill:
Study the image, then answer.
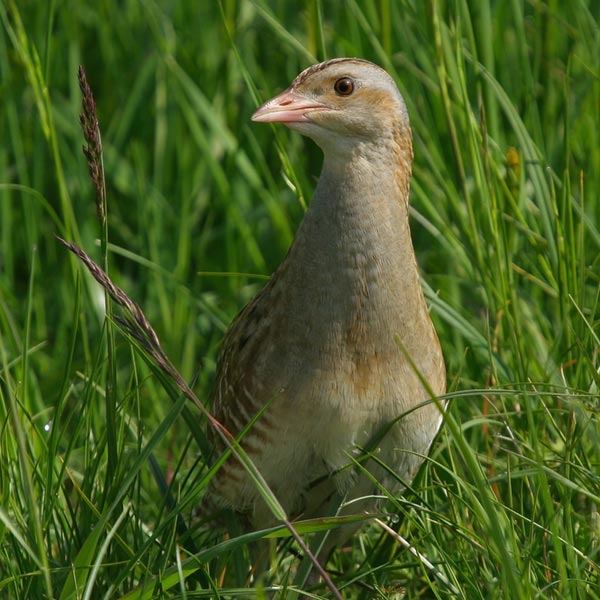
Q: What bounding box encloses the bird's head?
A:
[252,58,411,158]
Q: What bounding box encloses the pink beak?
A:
[252,88,328,124]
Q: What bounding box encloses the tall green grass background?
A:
[1,1,599,598]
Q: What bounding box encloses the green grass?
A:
[1,0,599,598]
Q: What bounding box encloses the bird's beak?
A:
[252,87,328,123]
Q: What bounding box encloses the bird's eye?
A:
[334,77,354,96]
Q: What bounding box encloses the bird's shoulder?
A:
[209,271,283,428]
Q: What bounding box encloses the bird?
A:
[206,57,446,546]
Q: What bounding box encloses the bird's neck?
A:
[281,142,427,333]
[272,141,442,390]
[301,144,416,276]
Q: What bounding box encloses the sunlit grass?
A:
[0,1,599,598]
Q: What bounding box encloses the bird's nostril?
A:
[279,99,292,106]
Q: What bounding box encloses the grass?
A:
[1,0,599,598]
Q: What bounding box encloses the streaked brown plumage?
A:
[207,58,446,538]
